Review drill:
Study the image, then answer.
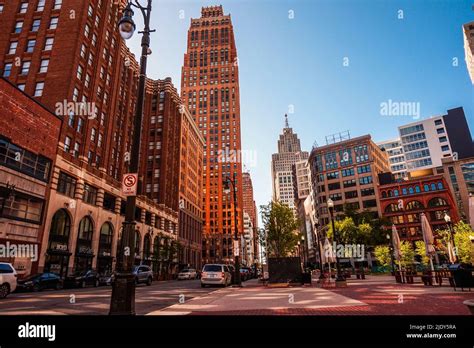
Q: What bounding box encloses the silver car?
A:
[201,264,232,287]
[133,265,153,286]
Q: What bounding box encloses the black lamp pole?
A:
[224,172,242,287]
[314,219,325,279]
[327,199,345,285]
[110,0,155,315]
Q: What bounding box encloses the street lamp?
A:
[223,172,242,287]
[301,235,306,266]
[444,213,458,263]
[327,198,346,286]
[386,232,395,274]
[313,217,325,279]
[110,0,155,315]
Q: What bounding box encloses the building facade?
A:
[0,0,181,279]
[398,107,474,177]
[0,78,61,277]
[242,171,258,262]
[442,155,474,227]
[377,138,407,180]
[142,78,204,271]
[309,134,390,226]
[271,115,309,213]
[464,21,474,84]
[242,211,254,266]
[378,174,459,241]
[180,5,244,264]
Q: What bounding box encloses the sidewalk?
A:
[147,276,474,315]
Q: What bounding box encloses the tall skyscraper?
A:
[181,6,243,264]
[271,114,309,212]
[463,21,474,84]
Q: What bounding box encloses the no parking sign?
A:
[122,173,138,196]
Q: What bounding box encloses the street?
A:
[0,279,219,315]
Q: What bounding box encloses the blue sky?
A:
[125,0,474,225]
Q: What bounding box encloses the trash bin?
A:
[301,272,311,285]
[449,263,474,290]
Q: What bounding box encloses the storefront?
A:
[73,216,94,274]
[44,209,72,278]
[97,222,114,275]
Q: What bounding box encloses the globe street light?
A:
[444,213,457,263]
[223,172,242,287]
[110,0,155,315]
[327,198,346,286]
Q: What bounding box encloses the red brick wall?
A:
[0,78,61,158]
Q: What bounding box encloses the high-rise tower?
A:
[181,6,243,264]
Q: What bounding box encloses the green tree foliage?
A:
[400,241,415,267]
[453,221,474,264]
[414,240,430,265]
[374,245,391,268]
[260,201,301,258]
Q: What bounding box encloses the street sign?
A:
[122,173,138,196]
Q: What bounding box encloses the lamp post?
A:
[110,0,155,315]
[301,235,306,266]
[386,232,395,274]
[223,172,242,287]
[313,217,325,279]
[327,198,346,286]
[444,213,458,263]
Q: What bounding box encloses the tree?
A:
[260,201,300,258]
[400,241,415,268]
[374,245,391,268]
[453,221,474,264]
[414,240,430,266]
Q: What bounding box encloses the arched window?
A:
[393,189,399,196]
[382,191,387,198]
[143,234,151,258]
[430,183,436,191]
[415,186,421,193]
[77,216,93,242]
[388,190,393,197]
[424,184,430,192]
[402,188,407,195]
[49,209,71,239]
[99,222,113,246]
[408,187,414,194]
[135,230,141,256]
[385,203,400,213]
[437,182,444,190]
[406,201,424,211]
[428,197,448,207]
[153,236,160,258]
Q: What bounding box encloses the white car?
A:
[201,264,232,287]
[178,268,197,280]
[0,263,17,299]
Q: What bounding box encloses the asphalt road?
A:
[0,279,220,315]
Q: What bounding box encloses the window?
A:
[57,172,76,198]
[428,197,448,207]
[31,19,41,32]
[406,201,423,210]
[0,137,52,181]
[83,184,98,205]
[345,191,358,199]
[326,171,339,180]
[49,17,59,29]
[14,21,24,33]
[441,145,450,152]
[20,61,30,75]
[77,118,83,133]
[18,84,25,91]
[357,165,371,174]
[328,182,340,191]
[53,0,62,10]
[0,190,43,224]
[0,4,3,13]
[26,39,36,53]
[64,136,71,152]
[73,142,80,157]
[341,168,354,177]
[436,128,445,134]
[97,134,103,147]
[385,203,400,213]
[37,0,46,11]
[439,136,447,143]
[84,24,90,37]
[434,119,442,126]
[343,179,356,188]
[8,42,18,55]
[19,2,28,14]
[44,37,54,50]
[76,65,83,80]
[359,176,373,185]
[361,188,375,196]
[90,128,96,142]
[3,63,12,77]
[103,193,116,212]
[39,59,49,73]
[34,82,44,96]
[362,200,377,208]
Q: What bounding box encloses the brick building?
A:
[378,174,459,241]
[0,0,179,278]
[180,6,244,264]
[0,78,61,276]
[242,171,258,262]
[142,78,204,271]
[309,134,390,226]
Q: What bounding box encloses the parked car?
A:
[227,265,236,283]
[201,264,232,287]
[65,270,100,288]
[240,268,250,281]
[178,268,197,280]
[16,273,63,292]
[99,272,113,286]
[0,262,17,299]
[133,265,153,286]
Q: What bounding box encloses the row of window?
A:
[15,0,62,13]
[381,182,444,198]
[384,197,449,213]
